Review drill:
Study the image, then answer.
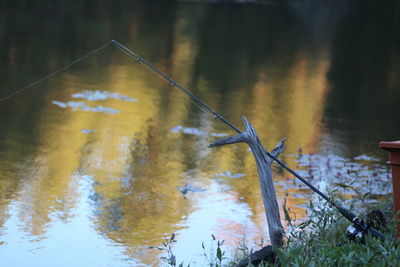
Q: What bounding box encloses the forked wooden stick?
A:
[210,116,285,248]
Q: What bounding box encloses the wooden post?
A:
[210,117,285,248]
[379,140,400,238]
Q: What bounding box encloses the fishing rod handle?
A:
[367,227,385,241]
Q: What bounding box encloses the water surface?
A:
[0,1,399,266]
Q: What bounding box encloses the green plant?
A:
[275,199,400,267]
[153,233,229,267]
[201,234,227,267]
[153,200,399,266]
[149,233,190,267]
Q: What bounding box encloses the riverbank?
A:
[257,203,399,266]
[159,199,399,266]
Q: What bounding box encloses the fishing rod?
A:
[111,39,384,242]
[1,39,384,241]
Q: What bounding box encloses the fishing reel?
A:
[346,216,367,243]
[345,215,385,243]
[346,223,366,243]
[336,222,367,246]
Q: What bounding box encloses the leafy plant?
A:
[201,234,227,267]
[149,233,190,267]
[274,199,400,267]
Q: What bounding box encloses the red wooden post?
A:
[379,140,400,238]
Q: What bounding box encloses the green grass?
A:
[271,201,400,267]
[157,198,399,267]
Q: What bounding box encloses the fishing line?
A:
[0,40,113,103]
[0,39,231,132]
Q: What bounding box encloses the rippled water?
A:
[0,1,399,266]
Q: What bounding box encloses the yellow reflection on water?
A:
[0,8,334,267]
[0,47,332,267]
[0,2,397,266]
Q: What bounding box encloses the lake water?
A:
[0,1,399,266]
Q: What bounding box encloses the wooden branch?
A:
[271,138,286,158]
[209,133,246,147]
[235,245,276,267]
[210,117,285,248]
